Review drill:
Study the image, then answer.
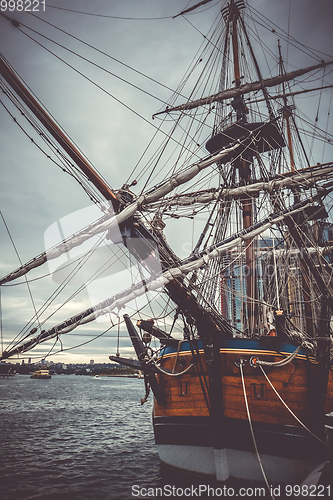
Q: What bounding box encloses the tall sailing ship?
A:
[1,0,333,486]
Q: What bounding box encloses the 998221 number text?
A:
[0,1,46,12]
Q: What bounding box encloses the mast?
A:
[225,0,257,333]
[278,41,295,173]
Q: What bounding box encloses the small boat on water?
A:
[30,369,51,379]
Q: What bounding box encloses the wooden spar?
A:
[246,85,333,105]
[153,61,333,117]
[231,6,241,90]
[278,41,295,173]
[172,0,213,18]
[122,314,166,405]
[165,279,232,339]
[229,0,257,333]
[0,54,118,206]
[146,161,333,209]
[240,160,257,334]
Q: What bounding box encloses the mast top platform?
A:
[221,0,246,22]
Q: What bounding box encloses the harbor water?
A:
[0,374,162,500]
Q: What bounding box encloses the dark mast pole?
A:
[229,0,257,334]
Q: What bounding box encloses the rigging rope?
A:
[310,68,326,154]
[247,4,332,62]
[28,12,185,97]
[0,210,42,348]
[47,4,174,20]
[15,20,168,107]
[252,345,301,367]
[0,17,212,189]
[2,189,330,357]
[0,95,103,206]
[258,364,327,446]
[153,360,195,377]
[239,360,275,500]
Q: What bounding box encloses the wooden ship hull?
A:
[153,338,333,483]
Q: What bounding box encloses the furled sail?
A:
[0,143,239,285]
[153,61,333,116]
[2,191,331,360]
[147,162,333,209]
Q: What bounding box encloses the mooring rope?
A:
[172,341,182,373]
[253,345,301,367]
[239,360,275,500]
[258,364,327,446]
[153,360,195,377]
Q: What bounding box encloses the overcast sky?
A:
[0,0,332,364]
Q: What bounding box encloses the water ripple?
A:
[0,375,161,500]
